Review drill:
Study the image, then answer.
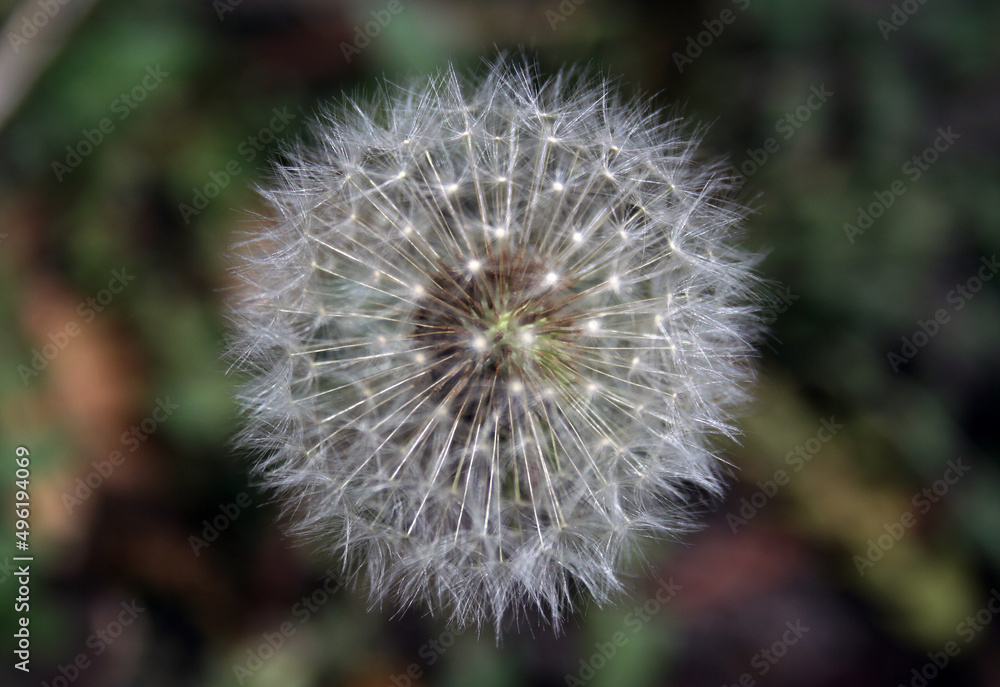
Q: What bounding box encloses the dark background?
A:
[1,0,999,685]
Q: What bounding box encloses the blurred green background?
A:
[1,0,999,685]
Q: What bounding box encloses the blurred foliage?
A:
[1,0,999,685]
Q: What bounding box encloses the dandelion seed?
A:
[227,58,761,633]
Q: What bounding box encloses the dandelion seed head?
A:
[228,58,761,633]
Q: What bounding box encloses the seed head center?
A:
[473,308,542,366]
[411,252,580,402]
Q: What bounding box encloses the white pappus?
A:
[227,58,762,633]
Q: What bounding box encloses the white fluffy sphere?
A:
[228,59,761,632]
